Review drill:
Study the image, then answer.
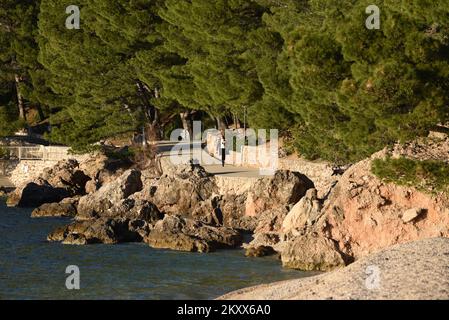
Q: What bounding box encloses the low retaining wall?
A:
[4,146,89,187]
[9,160,59,187]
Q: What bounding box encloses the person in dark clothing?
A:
[212,206,223,226]
[220,136,226,167]
[210,197,224,226]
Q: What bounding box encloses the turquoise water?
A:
[0,201,311,300]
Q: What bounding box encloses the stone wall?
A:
[8,160,59,187]
[5,147,90,187]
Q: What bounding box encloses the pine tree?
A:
[279,0,449,163]
[0,0,42,133]
[158,0,266,126]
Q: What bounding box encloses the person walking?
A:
[220,136,226,167]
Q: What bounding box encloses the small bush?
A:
[0,147,10,160]
[372,157,449,194]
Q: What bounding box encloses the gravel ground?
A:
[218,238,449,300]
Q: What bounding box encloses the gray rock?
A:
[32,199,78,218]
[144,215,243,253]
[281,234,346,271]
[48,217,144,245]
[219,238,449,300]
[77,169,143,219]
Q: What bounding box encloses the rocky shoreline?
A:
[4,139,449,299]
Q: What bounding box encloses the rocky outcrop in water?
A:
[31,197,79,218]
[144,215,243,253]
[48,217,145,245]
[280,234,346,271]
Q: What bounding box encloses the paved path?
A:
[157,141,263,178]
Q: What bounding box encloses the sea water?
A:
[0,201,313,300]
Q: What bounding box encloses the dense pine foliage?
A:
[1,0,448,162]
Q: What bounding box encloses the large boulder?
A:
[31,197,79,218]
[144,215,243,253]
[281,188,322,236]
[8,178,71,208]
[76,169,143,220]
[40,159,90,195]
[141,162,218,219]
[280,234,346,271]
[220,171,314,231]
[244,171,314,217]
[243,189,320,257]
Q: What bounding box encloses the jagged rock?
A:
[220,193,248,228]
[227,216,258,231]
[280,234,346,271]
[254,207,290,234]
[244,232,282,251]
[31,198,78,218]
[144,215,243,253]
[219,171,314,231]
[41,159,90,195]
[281,188,322,236]
[244,171,314,217]
[141,163,218,219]
[47,218,145,245]
[76,169,143,220]
[106,198,164,223]
[242,207,289,254]
[85,179,98,194]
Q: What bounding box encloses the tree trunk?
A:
[234,114,241,129]
[180,111,193,140]
[36,104,45,121]
[216,116,227,132]
[14,74,26,121]
[136,81,162,144]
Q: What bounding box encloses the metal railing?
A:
[0,146,71,161]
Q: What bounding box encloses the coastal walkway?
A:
[157,141,263,178]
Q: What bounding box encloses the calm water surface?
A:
[0,200,313,300]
